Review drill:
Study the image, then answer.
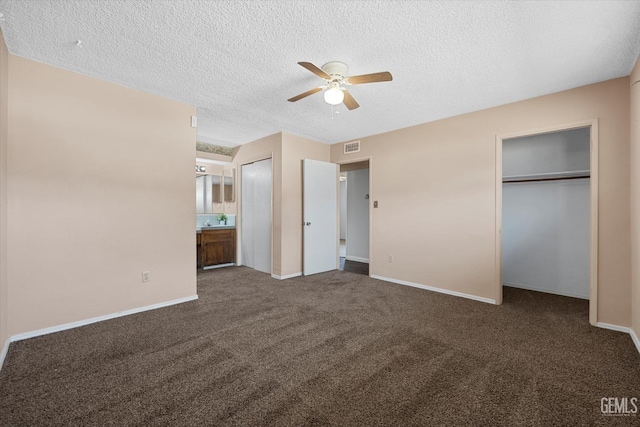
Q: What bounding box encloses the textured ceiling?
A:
[0,1,639,146]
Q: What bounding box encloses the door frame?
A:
[495,119,599,325]
[334,156,373,276]
[237,153,274,274]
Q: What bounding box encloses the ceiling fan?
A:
[288,61,392,110]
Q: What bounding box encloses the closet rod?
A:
[503,175,590,184]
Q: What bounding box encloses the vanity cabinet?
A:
[196,233,202,268]
[201,229,236,267]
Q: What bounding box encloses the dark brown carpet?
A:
[339,258,369,275]
[1,267,639,426]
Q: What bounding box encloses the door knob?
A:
[305,222,311,226]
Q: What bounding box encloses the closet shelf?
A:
[502,170,590,183]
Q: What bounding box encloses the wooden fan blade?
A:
[342,90,360,110]
[298,62,331,80]
[347,71,393,85]
[288,87,323,102]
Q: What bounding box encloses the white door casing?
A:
[241,164,254,269]
[252,159,272,274]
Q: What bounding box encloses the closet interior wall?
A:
[502,128,590,299]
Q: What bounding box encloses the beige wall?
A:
[7,56,197,336]
[631,57,640,335]
[0,30,8,350]
[0,36,634,350]
[229,132,328,277]
[195,162,224,176]
[195,150,232,164]
[281,132,330,277]
[331,77,631,326]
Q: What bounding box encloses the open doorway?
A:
[496,120,598,325]
[339,160,370,275]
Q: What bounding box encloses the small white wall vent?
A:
[344,141,360,154]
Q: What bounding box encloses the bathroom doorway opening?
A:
[339,160,370,276]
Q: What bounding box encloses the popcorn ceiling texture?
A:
[0,0,638,146]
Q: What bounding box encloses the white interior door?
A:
[241,159,272,273]
[241,164,255,269]
[303,159,338,275]
[252,159,272,274]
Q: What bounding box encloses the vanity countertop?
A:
[197,225,236,233]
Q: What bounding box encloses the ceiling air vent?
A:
[344,141,360,154]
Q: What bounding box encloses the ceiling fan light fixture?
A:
[289,61,392,111]
[324,86,344,105]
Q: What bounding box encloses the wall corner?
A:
[630,54,640,346]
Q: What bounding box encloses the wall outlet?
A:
[388,255,393,263]
[142,271,151,283]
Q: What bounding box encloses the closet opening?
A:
[338,160,370,276]
[496,121,598,325]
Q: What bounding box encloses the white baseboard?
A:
[596,322,631,333]
[503,281,588,300]
[631,329,640,354]
[345,256,369,263]
[272,272,302,280]
[203,263,235,270]
[595,323,640,355]
[0,338,9,371]
[8,295,199,344]
[0,294,198,371]
[371,274,497,305]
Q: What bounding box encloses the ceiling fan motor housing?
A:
[322,61,348,81]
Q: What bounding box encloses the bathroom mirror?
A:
[211,175,222,204]
[196,175,223,213]
[223,169,235,202]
